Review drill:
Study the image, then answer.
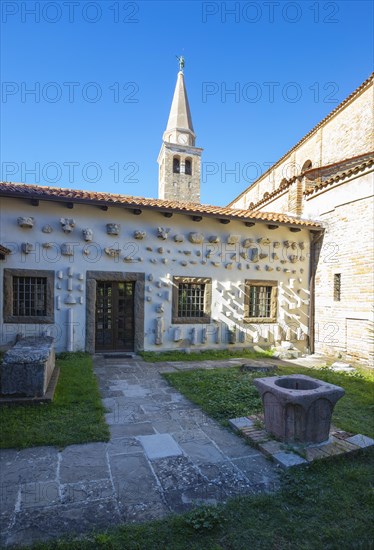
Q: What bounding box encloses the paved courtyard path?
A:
[0,356,280,547]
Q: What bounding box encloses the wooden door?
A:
[95,281,135,351]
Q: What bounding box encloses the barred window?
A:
[245,280,277,323]
[4,269,54,324]
[178,282,205,318]
[13,276,47,317]
[172,277,212,324]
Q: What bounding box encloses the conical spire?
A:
[164,71,195,144]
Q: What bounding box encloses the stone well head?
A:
[253,374,345,444]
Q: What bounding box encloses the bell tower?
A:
[158,58,203,203]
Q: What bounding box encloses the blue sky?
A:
[1,0,373,205]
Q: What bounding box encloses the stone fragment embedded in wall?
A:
[42,242,53,249]
[226,263,234,270]
[228,329,236,344]
[42,224,53,233]
[289,255,298,263]
[174,234,184,243]
[265,265,274,271]
[56,296,61,310]
[82,247,90,256]
[240,251,247,260]
[272,253,279,260]
[150,259,157,264]
[190,261,197,265]
[60,218,76,233]
[299,242,305,250]
[57,271,63,279]
[157,227,170,240]
[157,247,164,254]
[21,243,34,254]
[280,260,286,264]
[148,274,153,281]
[259,253,268,260]
[255,266,261,270]
[276,267,281,271]
[300,256,306,262]
[156,304,164,314]
[156,281,162,288]
[82,228,93,242]
[17,217,34,229]
[227,235,240,245]
[155,317,164,345]
[61,243,74,256]
[64,295,77,304]
[146,246,152,251]
[242,238,254,248]
[188,232,204,244]
[273,241,280,248]
[284,240,290,248]
[183,250,191,255]
[174,327,182,341]
[250,248,259,262]
[162,258,168,264]
[212,262,220,267]
[106,223,120,235]
[180,260,188,266]
[238,263,242,270]
[297,327,305,341]
[258,237,271,245]
[291,242,297,250]
[134,230,146,240]
[196,250,201,257]
[105,247,121,257]
[209,236,220,243]
[146,296,152,302]
[190,327,198,345]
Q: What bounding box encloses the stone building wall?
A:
[304,170,374,365]
[0,196,312,353]
[230,78,373,213]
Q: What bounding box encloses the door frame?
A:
[86,271,145,354]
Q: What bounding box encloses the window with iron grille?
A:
[334,273,341,301]
[13,276,47,317]
[4,269,54,323]
[172,277,212,324]
[244,280,277,323]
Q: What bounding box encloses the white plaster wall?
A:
[0,197,311,353]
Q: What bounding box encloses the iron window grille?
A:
[3,269,54,324]
[244,280,278,323]
[172,277,212,324]
[13,276,47,317]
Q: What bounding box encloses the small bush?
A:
[185,505,225,531]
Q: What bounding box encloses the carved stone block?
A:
[134,230,146,240]
[189,232,204,244]
[61,243,74,256]
[60,218,75,233]
[18,217,34,229]
[82,228,93,242]
[157,227,170,240]
[106,223,120,235]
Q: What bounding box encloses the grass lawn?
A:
[140,348,273,362]
[0,352,109,449]
[163,364,374,438]
[31,362,374,549]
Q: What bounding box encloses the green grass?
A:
[163,364,374,437]
[29,361,374,550]
[0,352,110,449]
[140,348,273,362]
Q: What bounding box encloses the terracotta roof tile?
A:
[0,182,321,228]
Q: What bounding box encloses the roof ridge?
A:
[227,72,374,206]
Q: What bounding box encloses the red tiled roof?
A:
[0,182,321,228]
[228,72,374,207]
[304,156,374,196]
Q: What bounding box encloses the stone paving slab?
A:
[0,355,283,548]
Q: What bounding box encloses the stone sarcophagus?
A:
[253,374,345,444]
[1,336,55,398]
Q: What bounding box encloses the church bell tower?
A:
[158,58,203,203]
